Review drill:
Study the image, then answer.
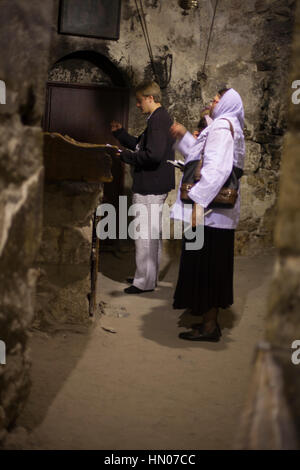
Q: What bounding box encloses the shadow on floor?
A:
[16,323,94,432]
[99,239,136,283]
[139,291,237,351]
[138,251,275,350]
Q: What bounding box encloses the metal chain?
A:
[200,0,219,79]
[134,0,172,89]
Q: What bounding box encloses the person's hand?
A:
[193,130,200,139]
[110,120,122,132]
[170,122,187,140]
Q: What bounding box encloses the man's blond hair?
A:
[136,80,161,103]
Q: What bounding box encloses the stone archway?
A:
[49,50,127,87]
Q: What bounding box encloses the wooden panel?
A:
[59,0,121,40]
[43,132,116,183]
[44,82,128,198]
[44,82,128,143]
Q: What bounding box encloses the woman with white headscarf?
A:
[170,87,245,341]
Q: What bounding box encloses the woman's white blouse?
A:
[170,118,243,230]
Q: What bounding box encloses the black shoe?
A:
[179,327,221,342]
[124,285,154,294]
[126,278,158,287]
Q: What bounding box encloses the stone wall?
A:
[238,0,300,449]
[0,0,53,443]
[48,58,113,85]
[34,181,103,328]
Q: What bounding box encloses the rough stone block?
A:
[275,133,300,254]
[43,182,102,227]
[266,256,300,346]
[244,141,262,173]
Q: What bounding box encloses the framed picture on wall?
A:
[58,0,121,40]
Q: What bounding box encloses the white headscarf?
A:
[212,88,245,169]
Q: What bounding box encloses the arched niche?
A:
[48,50,127,87]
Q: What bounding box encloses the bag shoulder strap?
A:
[219,118,234,138]
[192,119,236,187]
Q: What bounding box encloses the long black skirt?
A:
[173,225,235,316]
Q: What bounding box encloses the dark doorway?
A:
[44,81,128,206]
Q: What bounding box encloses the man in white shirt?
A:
[111,81,175,294]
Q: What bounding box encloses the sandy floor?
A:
[9,247,275,450]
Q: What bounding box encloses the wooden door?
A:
[44,81,129,205]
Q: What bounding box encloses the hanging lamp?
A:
[179,0,199,12]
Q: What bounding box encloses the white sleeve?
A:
[176,131,196,159]
[188,120,234,207]
[176,131,207,163]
